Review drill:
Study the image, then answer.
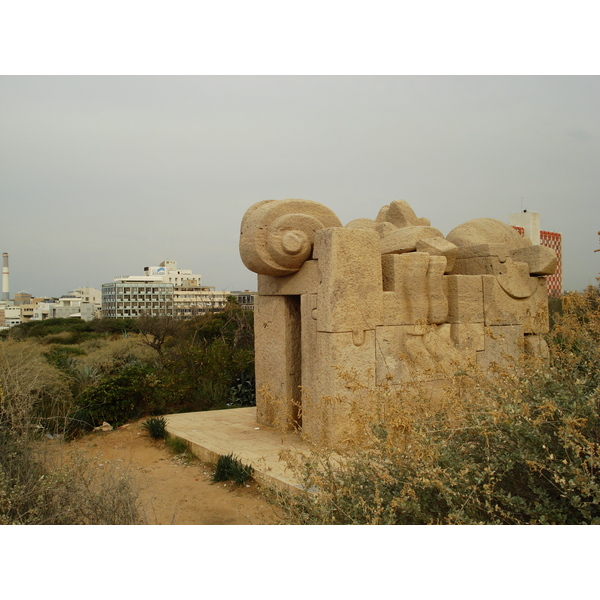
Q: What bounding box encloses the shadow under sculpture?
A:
[239,199,557,448]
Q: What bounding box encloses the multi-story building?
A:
[510,211,563,297]
[230,290,257,311]
[144,260,229,317]
[102,276,174,319]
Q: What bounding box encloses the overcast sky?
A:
[1,76,598,297]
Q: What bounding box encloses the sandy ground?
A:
[45,419,282,525]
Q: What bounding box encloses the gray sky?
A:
[1,76,598,298]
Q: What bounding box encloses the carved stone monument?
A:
[240,199,557,447]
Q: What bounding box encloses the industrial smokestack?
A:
[2,253,9,301]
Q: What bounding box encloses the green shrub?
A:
[212,453,254,486]
[166,436,191,457]
[71,363,160,430]
[230,371,256,407]
[142,416,168,440]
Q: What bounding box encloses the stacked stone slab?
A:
[240,199,557,448]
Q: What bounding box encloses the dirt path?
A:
[46,419,282,525]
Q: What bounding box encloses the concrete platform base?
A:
[164,407,308,494]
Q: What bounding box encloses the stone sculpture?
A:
[239,199,557,447]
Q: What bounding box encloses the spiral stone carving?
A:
[240,199,343,276]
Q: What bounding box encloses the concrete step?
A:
[164,407,308,494]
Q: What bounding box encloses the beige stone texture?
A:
[445,274,484,324]
[452,255,538,299]
[345,218,378,230]
[447,218,531,251]
[376,205,391,222]
[511,245,558,276]
[299,293,321,442]
[416,237,458,273]
[524,334,550,361]
[452,256,505,276]
[495,260,539,299]
[302,328,377,447]
[257,260,320,296]
[379,200,431,227]
[254,295,301,430]
[375,324,470,386]
[375,325,433,385]
[381,253,429,325]
[455,243,510,261]
[241,198,555,451]
[450,322,485,351]
[380,226,444,255]
[313,227,383,333]
[476,325,524,370]
[240,199,342,276]
[375,221,398,238]
[481,275,549,334]
[427,255,449,324]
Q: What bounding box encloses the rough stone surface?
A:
[380,226,445,255]
[240,198,555,448]
[445,275,484,324]
[482,275,549,333]
[384,200,431,228]
[258,260,320,296]
[314,227,383,333]
[416,237,458,273]
[447,218,532,251]
[477,325,524,370]
[511,245,558,276]
[240,199,342,276]
[254,295,301,430]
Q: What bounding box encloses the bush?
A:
[0,340,74,435]
[0,344,144,524]
[212,453,254,486]
[71,363,161,430]
[142,416,168,440]
[274,288,600,525]
[230,371,256,407]
[0,426,143,524]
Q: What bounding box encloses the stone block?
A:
[450,322,485,352]
[301,329,376,447]
[258,260,320,296]
[416,237,458,273]
[476,325,524,370]
[375,324,471,386]
[524,334,550,362]
[382,253,429,325]
[384,200,431,227]
[455,243,509,261]
[380,226,444,255]
[445,274,484,323]
[481,275,549,333]
[314,227,383,333]
[376,221,398,238]
[452,256,505,276]
[254,295,301,430]
[511,245,557,276]
[427,255,448,324]
[447,218,531,251]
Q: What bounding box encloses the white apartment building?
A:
[144,260,229,317]
[102,276,174,319]
[102,261,230,319]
